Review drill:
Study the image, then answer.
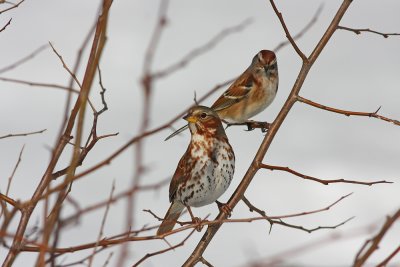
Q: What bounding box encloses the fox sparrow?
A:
[165,50,278,140]
[157,106,235,235]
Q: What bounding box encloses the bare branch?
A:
[0,194,21,210]
[48,42,96,113]
[242,196,353,234]
[2,1,113,264]
[353,208,400,267]
[0,18,11,33]
[142,0,169,75]
[0,76,78,93]
[377,245,400,267]
[274,4,323,53]
[0,44,48,74]
[87,181,115,267]
[269,0,307,61]
[338,26,400,38]
[0,129,46,140]
[5,145,25,197]
[297,96,400,126]
[97,65,108,115]
[61,177,169,226]
[48,42,82,89]
[152,18,252,79]
[183,1,354,265]
[260,164,392,186]
[132,229,196,267]
[0,0,25,15]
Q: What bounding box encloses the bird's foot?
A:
[187,206,203,232]
[245,120,270,132]
[216,200,232,217]
[191,217,203,232]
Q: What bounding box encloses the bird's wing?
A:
[169,150,190,202]
[211,73,253,111]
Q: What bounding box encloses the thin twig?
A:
[0,77,78,93]
[48,42,96,113]
[0,44,48,74]
[261,164,392,186]
[353,209,400,267]
[102,252,114,267]
[0,18,11,33]
[60,177,169,226]
[377,245,400,267]
[297,96,400,126]
[97,65,108,115]
[0,0,25,15]
[338,26,400,38]
[199,257,214,267]
[269,0,307,61]
[132,229,196,267]
[244,220,381,266]
[152,18,252,79]
[87,181,115,267]
[0,129,46,140]
[5,145,25,197]
[274,4,323,53]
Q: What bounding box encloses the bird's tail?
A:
[157,202,185,236]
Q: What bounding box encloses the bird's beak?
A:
[183,114,197,123]
[164,124,189,141]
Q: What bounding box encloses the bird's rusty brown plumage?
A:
[157,106,235,235]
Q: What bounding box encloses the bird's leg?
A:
[245,120,270,132]
[186,206,202,232]
[245,121,255,131]
[215,200,232,217]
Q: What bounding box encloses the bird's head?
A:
[184,106,226,138]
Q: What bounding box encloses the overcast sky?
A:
[1,0,399,266]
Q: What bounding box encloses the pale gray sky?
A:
[1,0,399,266]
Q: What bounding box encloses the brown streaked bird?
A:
[165,50,278,141]
[157,106,235,236]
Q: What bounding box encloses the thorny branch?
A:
[2,0,398,266]
[338,25,400,38]
[297,96,400,126]
[13,194,348,255]
[182,1,356,265]
[260,164,392,186]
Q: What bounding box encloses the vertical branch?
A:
[353,209,400,267]
[87,181,115,267]
[183,1,353,265]
[116,0,170,265]
[35,1,111,265]
[2,1,112,266]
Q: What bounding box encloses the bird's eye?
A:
[200,112,207,119]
